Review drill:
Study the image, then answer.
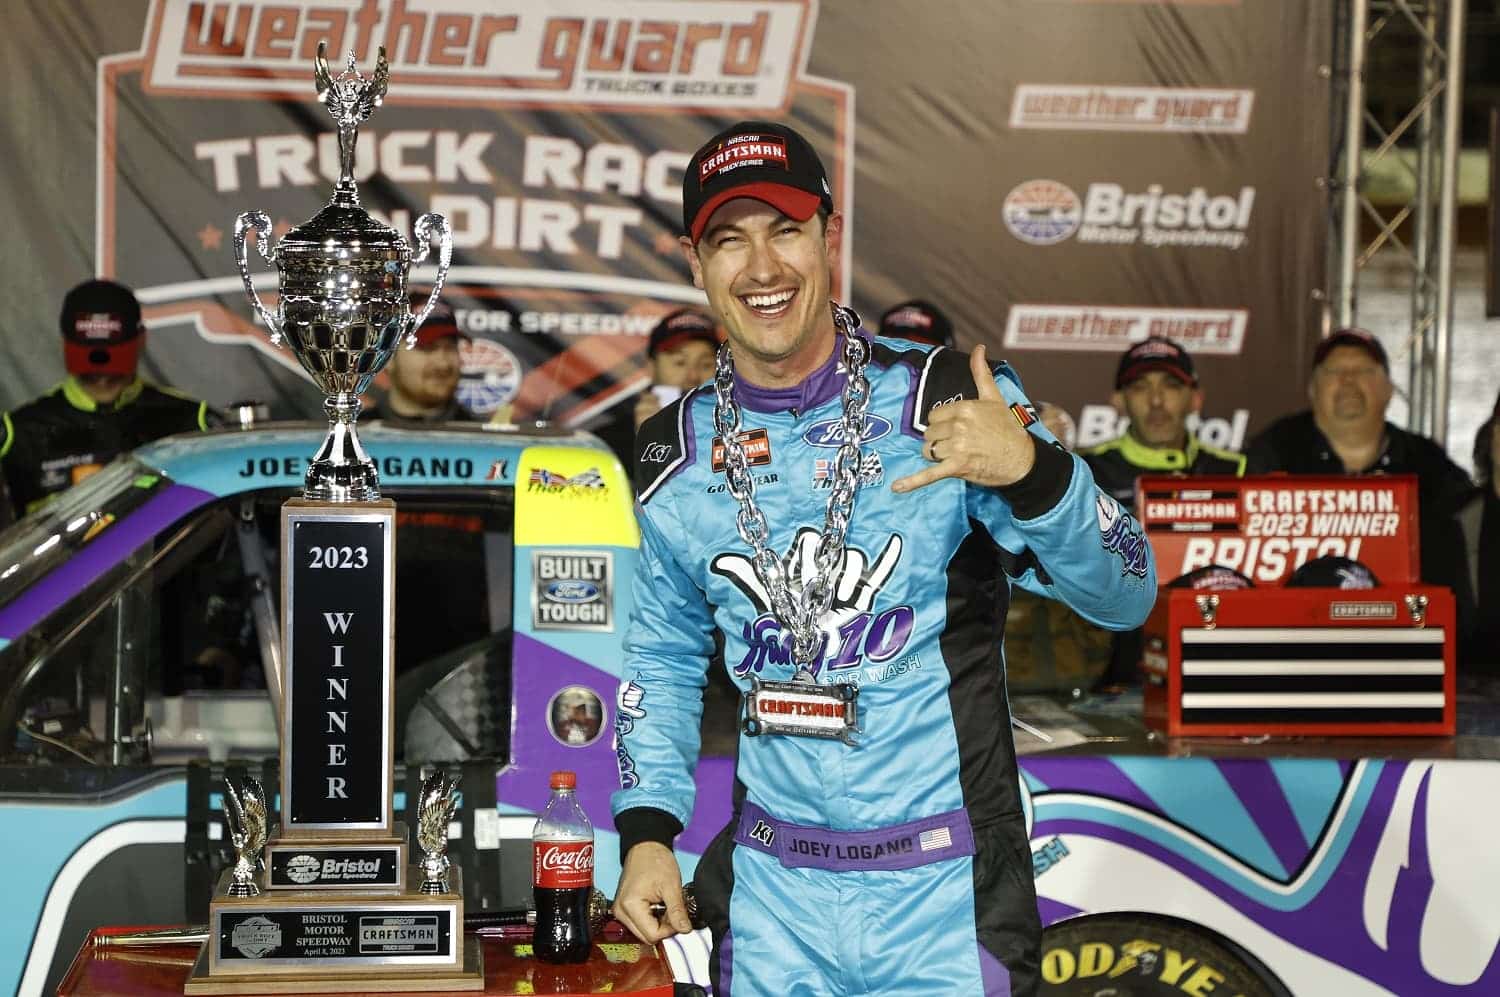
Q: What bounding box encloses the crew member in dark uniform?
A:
[1,279,214,523]
[1083,336,1245,505]
[1080,337,1243,685]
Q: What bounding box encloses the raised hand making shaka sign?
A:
[892,345,1040,493]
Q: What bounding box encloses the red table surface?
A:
[57,927,676,997]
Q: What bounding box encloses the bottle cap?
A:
[550,770,577,790]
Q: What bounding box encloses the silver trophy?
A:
[417,771,461,894]
[224,778,268,898]
[233,43,452,503]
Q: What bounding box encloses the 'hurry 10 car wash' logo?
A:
[712,529,914,680]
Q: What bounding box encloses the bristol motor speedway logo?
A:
[711,528,915,679]
[100,0,854,430]
[1003,179,1256,250]
[456,337,521,415]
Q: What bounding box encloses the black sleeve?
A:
[615,806,685,862]
[997,435,1074,520]
[1243,427,1281,474]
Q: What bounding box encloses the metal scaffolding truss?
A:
[1330,0,1467,443]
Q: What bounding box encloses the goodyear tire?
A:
[1039,912,1291,997]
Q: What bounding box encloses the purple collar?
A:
[731,333,865,414]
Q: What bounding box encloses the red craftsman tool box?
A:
[1136,474,1455,737]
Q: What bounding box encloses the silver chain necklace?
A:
[711,302,871,681]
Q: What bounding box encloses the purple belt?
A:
[732,801,976,872]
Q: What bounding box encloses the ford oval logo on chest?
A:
[546,580,601,603]
[802,413,893,448]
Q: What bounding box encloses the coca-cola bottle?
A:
[532,770,593,963]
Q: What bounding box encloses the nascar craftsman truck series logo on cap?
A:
[700,134,790,182]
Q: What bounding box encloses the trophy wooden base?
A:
[186,868,481,994]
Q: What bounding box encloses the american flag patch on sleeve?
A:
[919,827,953,852]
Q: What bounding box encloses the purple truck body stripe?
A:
[1035,763,1500,993]
[1214,758,1318,876]
[497,633,626,822]
[500,633,733,854]
[732,800,975,872]
[0,483,214,641]
[1021,756,1164,816]
[1036,896,1085,925]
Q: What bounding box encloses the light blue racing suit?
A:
[612,335,1156,996]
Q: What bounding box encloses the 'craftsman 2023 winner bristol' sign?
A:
[1136,475,1419,585]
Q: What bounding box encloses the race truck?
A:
[0,420,732,996]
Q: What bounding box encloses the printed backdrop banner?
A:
[0,1,1330,450]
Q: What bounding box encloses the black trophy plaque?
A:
[281,502,394,834]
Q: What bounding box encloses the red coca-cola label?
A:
[533,840,594,889]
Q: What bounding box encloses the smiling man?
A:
[609,120,1155,997]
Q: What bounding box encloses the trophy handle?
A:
[406,212,453,348]
[233,211,283,347]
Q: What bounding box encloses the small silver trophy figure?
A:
[233,43,452,503]
[417,771,461,895]
[224,778,268,898]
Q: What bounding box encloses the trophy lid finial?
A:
[313,42,389,205]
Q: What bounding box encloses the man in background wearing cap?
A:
[1074,337,1243,685]
[365,297,479,424]
[611,120,1152,997]
[593,308,719,468]
[1246,329,1473,609]
[0,279,214,523]
[1083,336,1245,506]
[878,298,955,348]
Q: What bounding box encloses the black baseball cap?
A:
[648,309,719,357]
[1314,327,1388,372]
[1166,565,1255,591]
[879,300,954,348]
[1115,337,1197,389]
[60,279,144,377]
[1286,555,1380,589]
[683,120,835,243]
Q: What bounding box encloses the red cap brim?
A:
[1118,360,1195,388]
[65,338,141,376]
[413,324,467,349]
[651,330,721,356]
[690,183,823,242]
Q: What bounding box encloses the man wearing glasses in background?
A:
[1246,328,1475,638]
